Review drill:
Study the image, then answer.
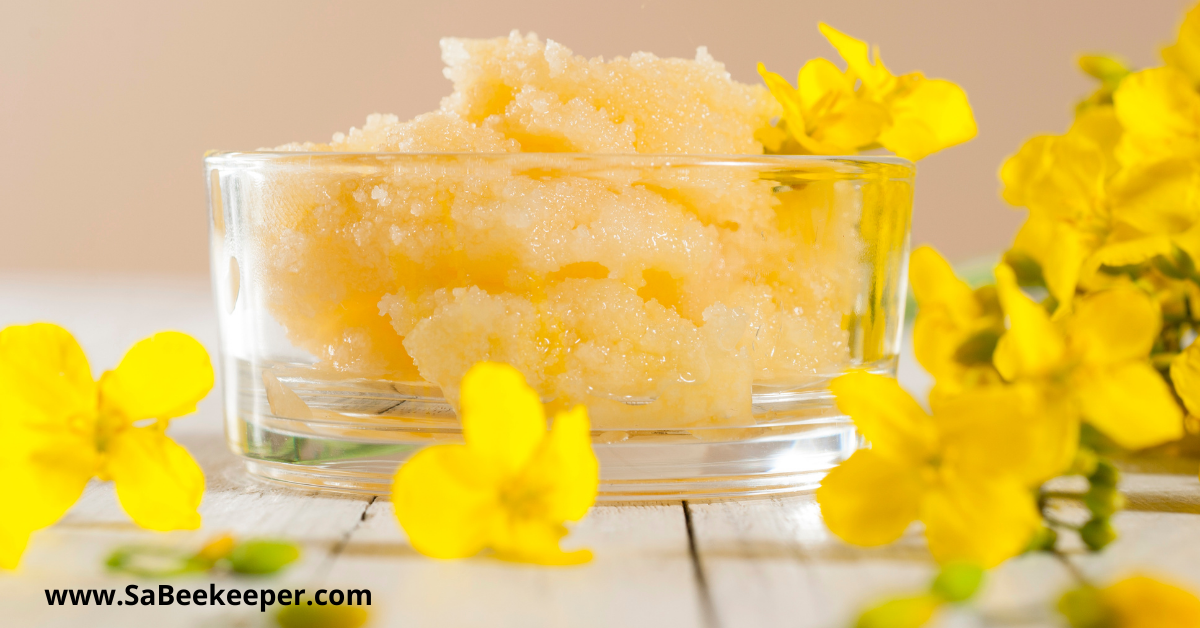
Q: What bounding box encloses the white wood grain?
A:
[322,499,706,628]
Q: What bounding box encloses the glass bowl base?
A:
[230,416,858,502]
[225,358,864,501]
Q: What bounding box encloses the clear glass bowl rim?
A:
[204,151,915,179]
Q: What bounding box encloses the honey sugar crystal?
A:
[258,31,874,429]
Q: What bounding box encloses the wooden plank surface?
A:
[2,272,1200,628]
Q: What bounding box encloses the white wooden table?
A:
[2,272,1198,628]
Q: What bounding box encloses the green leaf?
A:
[228,540,301,575]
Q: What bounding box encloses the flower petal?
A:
[489,518,592,566]
[0,323,96,430]
[935,385,1078,487]
[999,134,1107,222]
[758,63,810,150]
[993,265,1065,379]
[909,245,978,326]
[0,420,96,536]
[830,371,937,464]
[459,362,546,475]
[818,23,891,93]
[1110,158,1200,235]
[0,527,32,571]
[1075,363,1184,450]
[1171,343,1200,417]
[392,444,498,559]
[1069,289,1160,366]
[522,405,599,523]
[105,427,204,531]
[1042,222,1087,308]
[879,77,978,161]
[1165,3,1200,84]
[99,332,213,422]
[1114,67,1200,164]
[922,474,1040,568]
[816,449,922,547]
[1105,575,1200,628]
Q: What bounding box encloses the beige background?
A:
[1,0,1190,275]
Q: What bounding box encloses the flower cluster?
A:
[820,4,1200,626]
[758,23,977,161]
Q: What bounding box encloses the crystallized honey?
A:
[258,32,874,429]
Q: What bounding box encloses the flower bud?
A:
[1084,485,1126,519]
[1080,518,1118,552]
[931,562,985,602]
[1057,585,1109,628]
[1089,460,1120,488]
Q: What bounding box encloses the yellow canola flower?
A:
[1169,334,1200,431]
[392,361,598,565]
[1113,66,1200,165]
[1001,103,1200,307]
[1165,3,1200,86]
[1060,575,1200,628]
[908,246,1004,401]
[0,323,212,569]
[817,371,1061,567]
[993,265,1184,450]
[758,23,977,161]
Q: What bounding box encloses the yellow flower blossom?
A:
[758,23,976,161]
[993,265,1183,450]
[1113,66,1200,165]
[908,246,1004,400]
[817,371,1061,567]
[392,361,598,565]
[1059,575,1200,628]
[1165,3,1200,85]
[0,323,212,569]
[1001,100,1200,307]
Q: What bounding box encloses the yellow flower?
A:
[908,246,1004,400]
[1059,575,1200,628]
[1001,100,1200,307]
[1113,66,1200,165]
[993,265,1184,450]
[0,323,212,569]
[817,371,1059,567]
[1165,3,1200,85]
[392,362,598,565]
[1170,338,1200,427]
[758,23,976,161]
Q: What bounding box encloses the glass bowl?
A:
[206,152,914,500]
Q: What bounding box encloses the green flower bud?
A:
[1089,460,1120,488]
[1084,485,1126,519]
[930,562,985,602]
[1058,586,1112,628]
[1025,526,1058,553]
[1080,518,1118,552]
